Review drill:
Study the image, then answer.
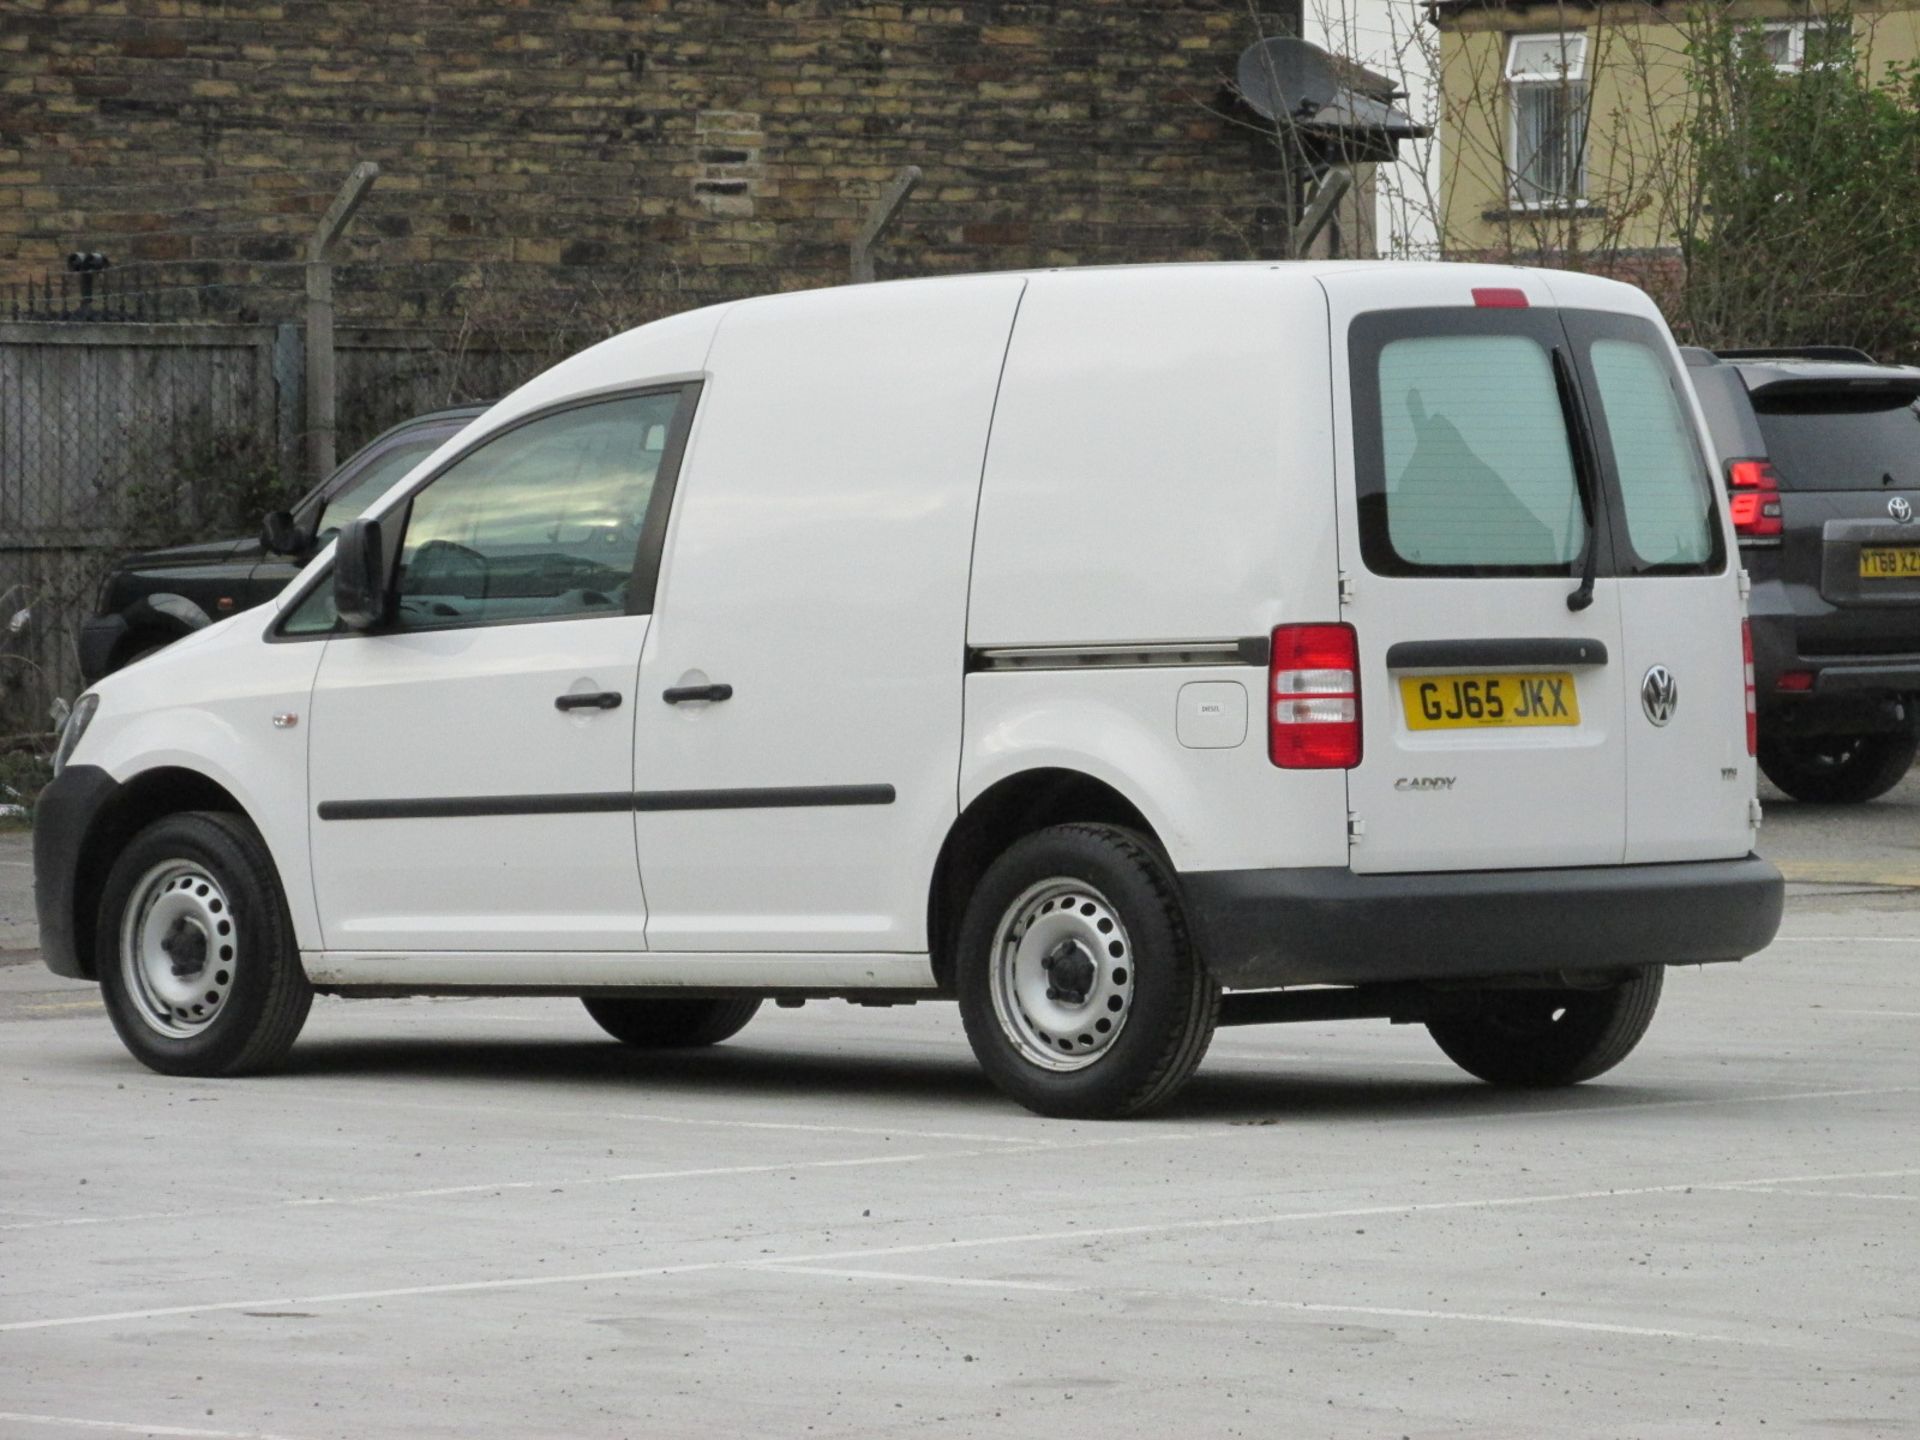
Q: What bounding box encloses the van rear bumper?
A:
[1182,856,1784,990]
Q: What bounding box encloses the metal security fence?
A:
[0,322,294,729]
[0,286,760,731]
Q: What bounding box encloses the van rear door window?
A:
[1569,316,1724,575]
[1353,313,1587,576]
[1587,339,1716,566]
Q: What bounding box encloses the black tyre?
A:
[1426,968,1663,1087]
[956,823,1218,1119]
[581,995,762,1048]
[95,810,313,1077]
[1759,721,1919,804]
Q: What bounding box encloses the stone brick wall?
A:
[2,1,1317,330]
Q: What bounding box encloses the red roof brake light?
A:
[1727,459,1784,541]
[1270,623,1361,770]
[1472,287,1529,309]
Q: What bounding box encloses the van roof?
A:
[709,258,1653,321]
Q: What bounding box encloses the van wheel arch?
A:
[929,768,1165,993]
[69,768,250,982]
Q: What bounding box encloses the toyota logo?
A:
[1641,665,1678,726]
[1890,496,1914,524]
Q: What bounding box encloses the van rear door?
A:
[1555,302,1747,863]
[1322,272,1630,874]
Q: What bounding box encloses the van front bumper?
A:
[1182,855,1784,990]
[32,764,120,980]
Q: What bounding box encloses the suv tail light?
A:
[1271,623,1361,769]
[1727,459,1783,542]
[1742,619,1758,756]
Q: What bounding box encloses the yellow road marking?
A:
[1773,859,1920,888]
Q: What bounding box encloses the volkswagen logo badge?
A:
[1641,665,1678,726]
[1890,496,1914,524]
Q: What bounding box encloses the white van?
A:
[36,262,1783,1117]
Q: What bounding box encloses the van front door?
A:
[303,388,697,955]
[1322,272,1630,874]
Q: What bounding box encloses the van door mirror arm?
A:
[1553,346,1602,613]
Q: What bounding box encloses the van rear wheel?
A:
[581,996,762,1048]
[1426,968,1663,1087]
[96,811,312,1077]
[1758,722,1919,805]
[957,824,1218,1119]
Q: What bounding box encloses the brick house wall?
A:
[1,1,1324,328]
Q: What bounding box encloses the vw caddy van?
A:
[35,263,1784,1118]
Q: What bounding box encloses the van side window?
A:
[392,392,683,631]
[1371,334,1585,571]
[314,436,441,542]
[1586,339,1717,567]
[280,578,342,636]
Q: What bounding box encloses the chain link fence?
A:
[0,272,758,734]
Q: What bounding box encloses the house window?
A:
[1506,33,1589,208]
[1757,19,1853,71]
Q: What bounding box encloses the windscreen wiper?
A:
[1552,347,1601,613]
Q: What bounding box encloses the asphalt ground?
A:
[0,772,1915,1439]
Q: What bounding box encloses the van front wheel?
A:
[581,996,761,1048]
[96,811,312,1077]
[957,824,1218,1119]
[1426,968,1663,1087]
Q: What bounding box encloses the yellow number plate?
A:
[1400,672,1580,730]
[1858,547,1920,579]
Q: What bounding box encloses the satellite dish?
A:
[1234,36,1429,165]
[1236,38,1348,124]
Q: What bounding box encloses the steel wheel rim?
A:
[119,860,237,1039]
[988,878,1137,1072]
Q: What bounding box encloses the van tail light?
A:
[1727,459,1784,542]
[1271,623,1361,769]
[1742,619,1758,756]
[1472,287,1529,308]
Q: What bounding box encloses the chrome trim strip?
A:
[968,638,1269,672]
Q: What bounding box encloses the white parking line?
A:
[6,1166,1914,1336]
[765,1265,1077,1293]
[1768,935,1920,944]
[0,1148,1004,1233]
[360,1096,1039,1147]
[0,1413,305,1439]
[758,1166,1920,1270]
[1733,1188,1918,1203]
[1815,1008,1920,1019]
[758,1268,1741,1340]
[7,1084,1908,1234]
[1197,1292,1740,1343]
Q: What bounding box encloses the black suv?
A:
[1685,346,1920,802]
[80,406,483,681]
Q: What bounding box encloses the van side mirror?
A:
[333,517,391,631]
[260,510,306,556]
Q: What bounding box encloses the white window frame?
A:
[1758,18,1853,72]
[1505,32,1591,210]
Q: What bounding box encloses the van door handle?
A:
[555,691,623,712]
[663,683,733,704]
